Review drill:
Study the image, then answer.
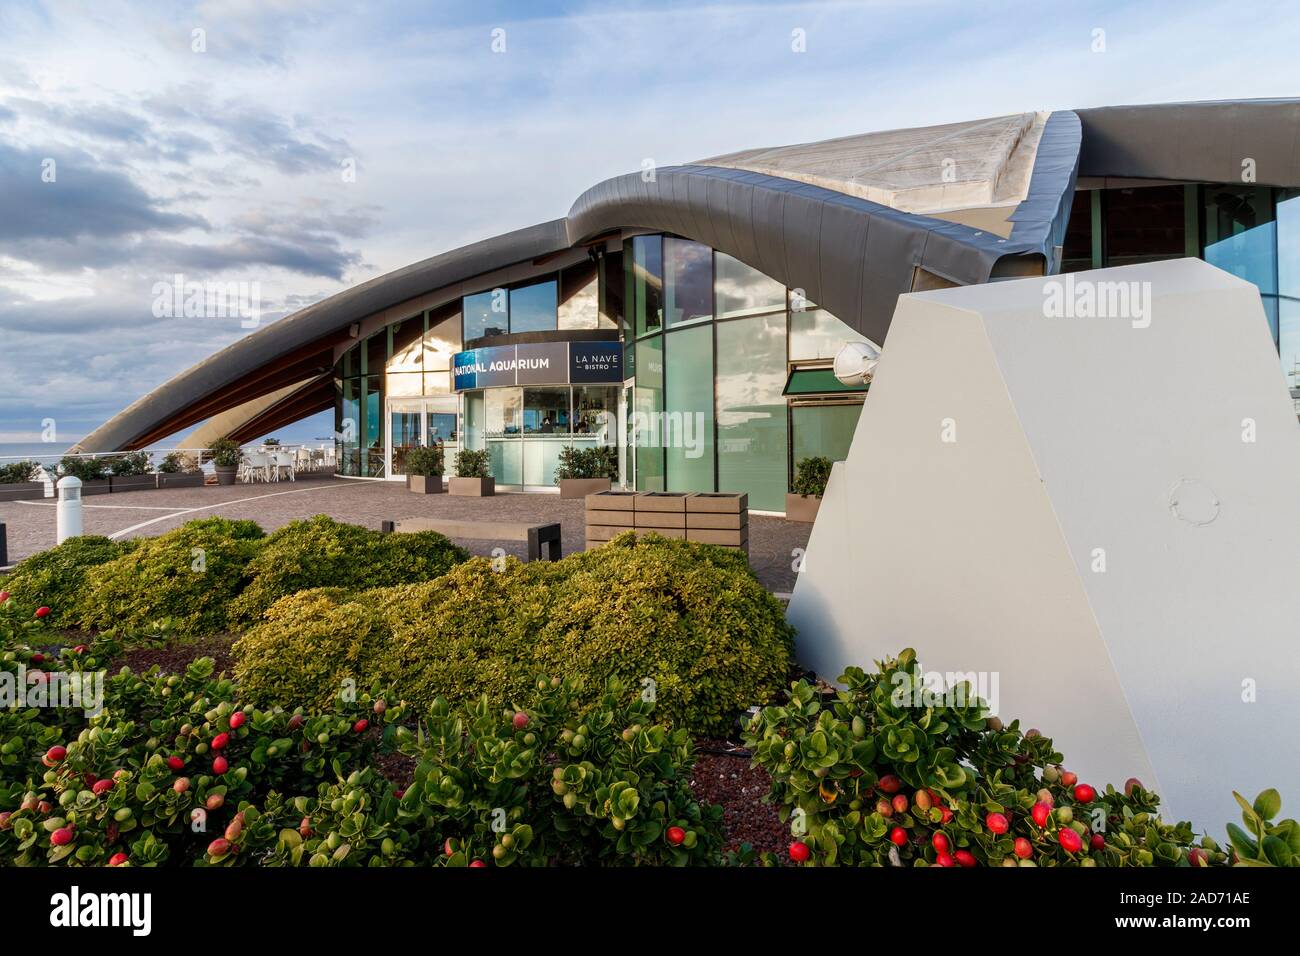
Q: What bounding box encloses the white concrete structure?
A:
[787,258,1300,832]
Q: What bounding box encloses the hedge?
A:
[228,516,468,627]
[234,533,795,734]
[0,535,134,627]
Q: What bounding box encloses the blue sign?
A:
[453,341,622,391]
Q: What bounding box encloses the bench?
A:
[380,517,562,562]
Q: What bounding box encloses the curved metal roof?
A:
[75,98,1300,453]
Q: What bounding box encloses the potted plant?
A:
[157,451,205,488]
[107,450,156,492]
[209,438,242,486]
[57,455,112,495]
[406,445,445,494]
[0,460,46,502]
[450,449,494,496]
[787,455,832,522]
[554,445,617,499]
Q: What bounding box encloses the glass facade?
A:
[716,312,788,510]
[663,323,714,492]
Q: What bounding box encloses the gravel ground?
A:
[0,478,810,593]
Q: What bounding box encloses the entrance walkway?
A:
[0,480,811,593]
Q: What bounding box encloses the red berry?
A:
[212,756,229,775]
[512,711,530,730]
[444,838,455,857]
[92,779,114,796]
[207,838,231,857]
[1058,829,1083,853]
[1032,801,1051,828]
[940,806,954,824]
[1014,837,1033,859]
[229,711,246,730]
[394,789,405,800]
[45,745,66,763]
[50,826,74,846]
[211,732,230,751]
[287,714,305,731]
[931,832,949,854]
[788,840,810,861]
[1090,833,1106,850]
[1124,777,1144,796]
[73,644,88,654]
[667,826,686,846]
[985,812,1010,835]
[878,774,902,794]
[889,827,908,846]
[0,590,8,603]
[469,859,487,868]
[108,852,129,867]
[206,793,225,811]
[173,777,190,794]
[34,607,51,619]
[166,756,184,772]
[954,849,977,867]
[353,719,368,733]
[1073,783,1096,804]
[1060,770,1078,787]
[891,794,909,814]
[935,852,955,867]
[1187,847,1209,867]
[30,653,44,664]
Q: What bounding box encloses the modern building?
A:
[78,100,1300,514]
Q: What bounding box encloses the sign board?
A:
[453,341,622,391]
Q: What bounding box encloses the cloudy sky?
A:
[2,0,1299,444]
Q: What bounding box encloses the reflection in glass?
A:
[422,309,461,388]
[509,280,558,334]
[573,386,618,447]
[629,236,663,337]
[463,392,485,451]
[523,386,570,434]
[1277,191,1300,412]
[1204,186,1277,294]
[363,375,383,477]
[791,403,861,471]
[387,316,424,372]
[790,308,863,362]
[716,314,788,511]
[389,403,423,476]
[386,372,423,397]
[715,252,785,318]
[1104,186,1186,266]
[464,289,508,341]
[634,336,664,490]
[664,324,714,492]
[559,265,599,330]
[664,238,712,327]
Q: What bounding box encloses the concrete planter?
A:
[109,475,157,493]
[450,476,495,497]
[785,493,822,523]
[80,479,112,497]
[558,477,611,499]
[214,465,239,486]
[0,482,49,502]
[408,474,446,494]
[158,473,206,489]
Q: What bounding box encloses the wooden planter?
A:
[785,493,822,523]
[408,474,446,494]
[214,465,239,486]
[450,476,495,497]
[558,477,611,499]
[158,473,205,489]
[0,482,48,502]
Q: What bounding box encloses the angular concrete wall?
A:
[787,258,1300,831]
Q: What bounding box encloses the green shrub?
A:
[78,518,265,636]
[228,516,467,627]
[454,448,491,478]
[791,456,832,497]
[554,445,618,482]
[157,451,198,474]
[234,532,794,734]
[208,438,241,468]
[0,460,40,483]
[405,445,444,477]
[108,451,152,477]
[0,536,133,627]
[58,456,108,482]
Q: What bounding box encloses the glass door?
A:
[388,399,425,477]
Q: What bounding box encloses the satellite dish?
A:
[833,341,881,386]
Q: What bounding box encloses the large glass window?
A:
[716,314,788,511]
[634,335,664,490]
[573,385,618,447]
[423,307,461,392]
[791,403,861,475]
[664,238,712,327]
[362,374,383,477]
[389,401,423,476]
[664,324,714,492]
[463,392,485,451]
[559,264,600,330]
[387,316,423,372]
[485,387,523,484]
[1204,185,1278,299]
[523,386,570,434]
[1103,186,1186,267]
[715,251,786,318]
[509,280,558,334]
[790,307,863,362]
[338,372,361,477]
[463,289,508,341]
[1277,190,1300,413]
[628,235,663,337]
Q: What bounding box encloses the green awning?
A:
[782,368,869,396]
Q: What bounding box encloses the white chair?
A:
[242,449,272,483]
[271,449,295,482]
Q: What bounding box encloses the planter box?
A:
[0,482,49,503]
[686,527,748,547]
[635,527,685,540]
[109,475,157,493]
[558,477,611,499]
[635,492,694,512]
[687,511,747,530]
[80,479,112,497]
[450,476,495,497]
[686,492,747,513]
[586,490,639,511]
[634,511,685,529]
[214,465,239,486]
[408,474,446,494]
[158,473,205,489]
[785,493,821,523]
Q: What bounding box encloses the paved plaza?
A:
[0,478,811,593]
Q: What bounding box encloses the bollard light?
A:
[56,476,83,544]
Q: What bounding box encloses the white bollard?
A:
[56,476,83,544]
